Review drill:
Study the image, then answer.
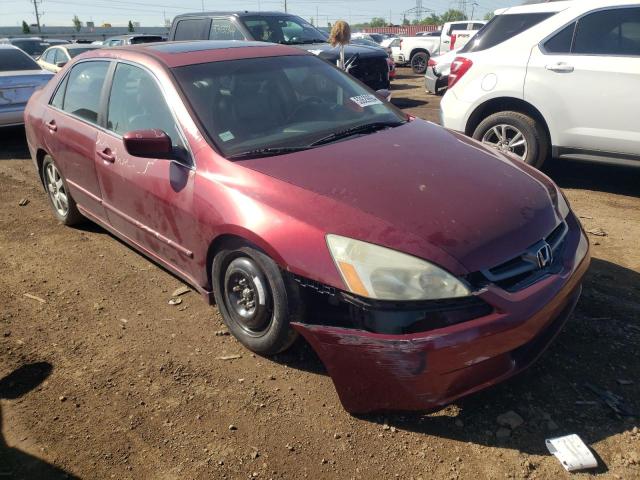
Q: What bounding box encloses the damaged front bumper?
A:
[292,218,590,414]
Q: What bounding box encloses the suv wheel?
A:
[411,52,429,74]
[472,111,549,168]
[212,245,301,356]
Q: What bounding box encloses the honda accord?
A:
[24,41,590,413]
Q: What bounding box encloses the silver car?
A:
[0,45,53,127]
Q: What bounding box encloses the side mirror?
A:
[123,129,173,159]
[375,89,392,103]
[55,61,67,68]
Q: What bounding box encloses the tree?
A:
[484,11,495,21]
[369,17,387,27]
[72,15,82,32]
[22,20,30,34]
[128,20,134,32]
[440,9,467,23]
[402,17,410,26]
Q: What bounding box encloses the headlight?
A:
[326,235,471,301]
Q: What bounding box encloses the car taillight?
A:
[450,34,457,50]
[448,57,473,89]
[427,58,436,67]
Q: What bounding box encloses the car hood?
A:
[242,120,563,273]
[294,42,388,60]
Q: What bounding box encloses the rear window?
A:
[130,36,164,44]
[0,49,40,71]
[461,13,555,53]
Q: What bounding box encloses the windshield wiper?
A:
[227,146,312,160]
[310,121,405,147]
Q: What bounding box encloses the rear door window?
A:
[573,7,640,56]
[544,22,576,53]
[53,48,68,64]
[173,18,210,40]
[461,13,555,53]
[42,48,55,63]
[62,61,109,124]
[210,19,245,40]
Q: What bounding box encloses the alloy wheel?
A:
[45,162,69,217]
[481,124,528,160]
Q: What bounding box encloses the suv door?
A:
[44,60,110,219]
[525,6,640,159]
[95,62,197,274]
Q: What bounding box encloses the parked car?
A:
[1,37,50,58]
[424,48,458,95]
[168,11,390,90]
[0,45,53,127]
[349,37,396,80]
[392,21,486,73]
[103,34,164,46]
[38,44,102,73]
[352,32,385,44]
[442,0,640,169]
[45,39,70,46]
[24,40,589,413]
[416,30,442,37]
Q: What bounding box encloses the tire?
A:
[472,111,549,169]
[41,155,83,225]
[212,245,301,356]
[410,52,429,75]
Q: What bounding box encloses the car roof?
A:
[174,11,298,19]
[496,0,635,15]
[0,44,21,50]
[85,40,308,68]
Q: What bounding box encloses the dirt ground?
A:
[1,68,639,480]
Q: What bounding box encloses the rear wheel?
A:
[411,52,429,74]
[42,155,83,225]
[472,111,549,169]
[212,245,300,355]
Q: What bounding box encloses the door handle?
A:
[545,63,574,73]
[46,120,57,132]
[97,148,115,163]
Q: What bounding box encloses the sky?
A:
[1,0,522,28]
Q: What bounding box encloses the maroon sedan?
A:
[24,41,590,414]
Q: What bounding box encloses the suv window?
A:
[461,13,555,53]
[573,7,640,56]
[210,19,245,40]
[174,18,210,40]
[0,48,39,71]
[544,22,576,53]
[240,15,326,44]
[50,75,68,109]
[107,63,186,153]
[62,61,109,123]
[447,23,470,36]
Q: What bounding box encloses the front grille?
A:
[470,221,569,292]
[349,57,389,90]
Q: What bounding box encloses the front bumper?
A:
[293,218,590,414]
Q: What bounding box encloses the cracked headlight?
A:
[326,235,471,301]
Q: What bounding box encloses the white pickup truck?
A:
[392,20,486,74]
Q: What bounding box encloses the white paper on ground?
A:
[545,434,598,472]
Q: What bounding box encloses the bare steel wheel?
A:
[41,155,83,225]
[481,124,528,160]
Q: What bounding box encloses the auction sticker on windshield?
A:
[349,94,382,108]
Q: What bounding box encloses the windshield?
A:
[11,39,49,56]
[239,15,327,45]
[173,55,405,158]
[461,13,554,53]
[0,49,40,71]
[68,47,99,58]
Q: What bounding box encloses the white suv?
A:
[441,0,640,168]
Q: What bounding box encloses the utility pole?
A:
[389,9,392,26]
[284,0,287,13]
[201,0,204,12]
[31,0,42,33]
[470,1,478,19]
[316,6,319,27]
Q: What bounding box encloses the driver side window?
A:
[106,63,188,157]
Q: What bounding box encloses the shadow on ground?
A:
[0,126,30,161]
[276,257,639,459]
[546,160,640,198]
[0,362,79,479]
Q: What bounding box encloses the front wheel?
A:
[212,245,301,355]
[411,52,429,74]
[472,111,549,169]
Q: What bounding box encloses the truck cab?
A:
[169,11,390,91]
